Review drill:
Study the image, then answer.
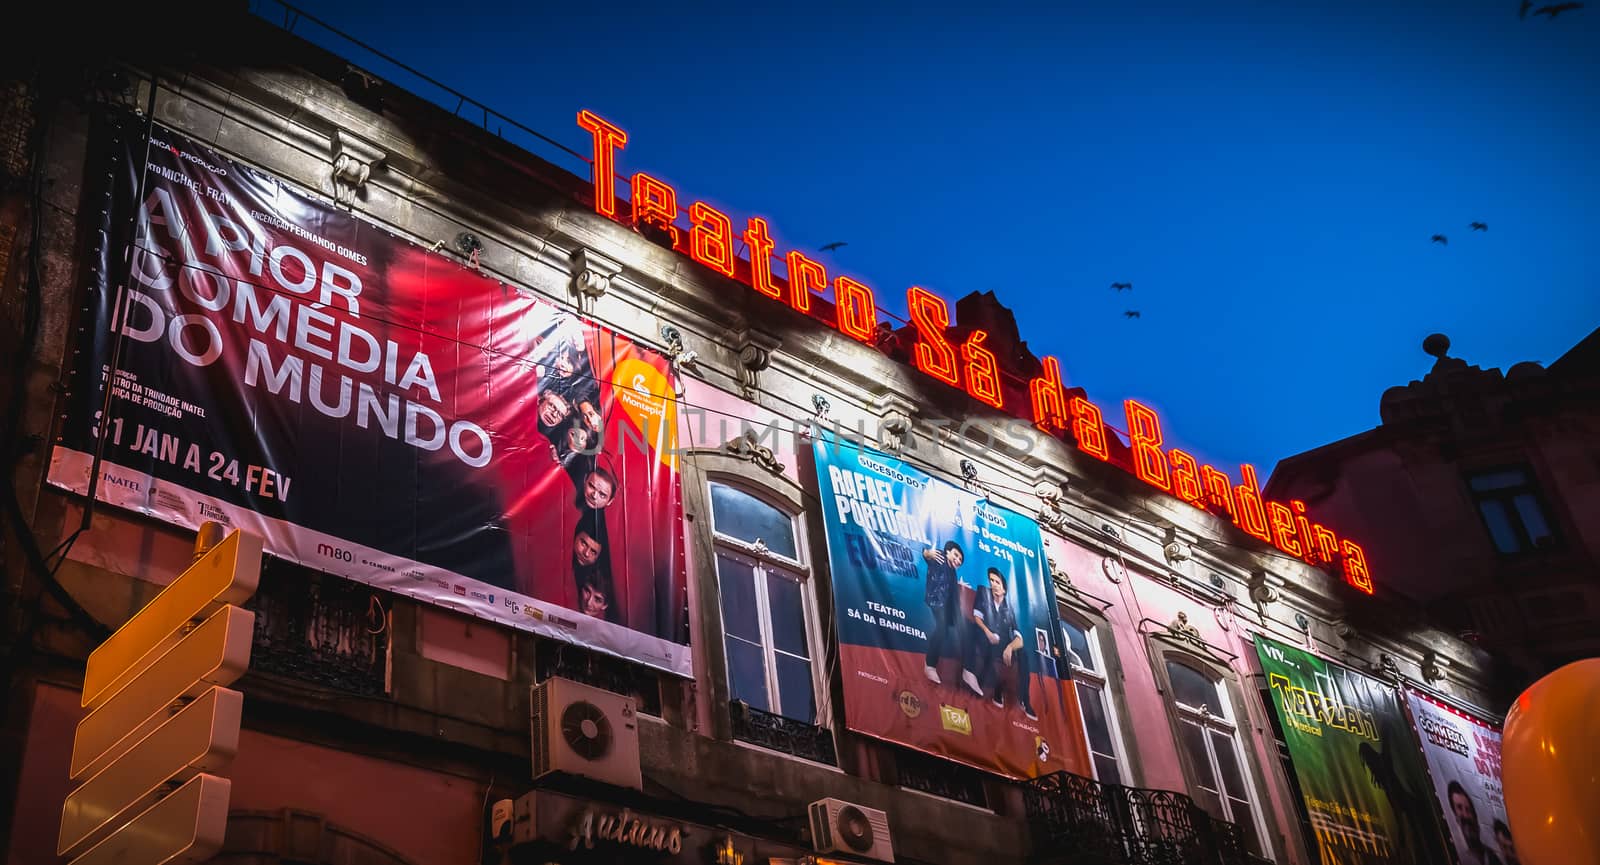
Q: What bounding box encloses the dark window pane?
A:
[1061,619,1094,670]
[1167,660,1223,714]
[1211,728,1249,801]
[1179,719,1218,791]
[767,571,810,658]
[1076,681,1117,755]
[1229,796,1265,857]
[1477,500,1523,553]
[1093,754,1122,785]
[774,652,816,723]
[716,554,762,642]
[725,636,770,713]
[1469,469,1527,491]
[1513,493,1554,545]
[710,484,798,559]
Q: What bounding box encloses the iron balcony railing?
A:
[1024,771,1263,865]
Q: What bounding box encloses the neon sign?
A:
[574,111,1374,595]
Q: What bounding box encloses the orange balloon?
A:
[1502,658,1600,865]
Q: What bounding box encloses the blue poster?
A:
[812,435,1090,778]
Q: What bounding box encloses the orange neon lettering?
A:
[744,218,780,299]
[1233,464,1272,542]
[784,251,827,314]
[629,172,680,247]
[834,276,877,342]
[1030,357,1069,433]
[1341,540,1375,594]
[1068,397,1109,461]
[688,202,735,276]
[962,331,1004,409]
[1169,450,1203,507]
[1124,400,1171,492]
[1311,523,1340,565]
[576,110,627,219]
[1291,501,1317,563]
[1267,502,1305,557]
[907,287,959,386]
[1200,466,1236,520]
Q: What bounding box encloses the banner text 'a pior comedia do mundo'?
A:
[50,118,689,675]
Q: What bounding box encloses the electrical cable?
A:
[81,77,158,535]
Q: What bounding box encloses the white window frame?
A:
[1060,612,1130,785]
[708,480,829,726]
[1167,660,1273,858]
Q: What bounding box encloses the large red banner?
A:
[49,119,689,674]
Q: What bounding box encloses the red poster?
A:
[50,119,689,674]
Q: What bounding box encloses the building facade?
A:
[1,7,1510,865]
[1268,330,1600,691]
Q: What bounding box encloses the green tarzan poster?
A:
[1254,636,1446,865]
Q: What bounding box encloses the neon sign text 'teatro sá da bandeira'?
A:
[574,110,1374,595]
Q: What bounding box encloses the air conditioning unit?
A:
[531,677,641,791]
[809,798,894,863]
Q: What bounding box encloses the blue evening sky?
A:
[267,0,1598,473]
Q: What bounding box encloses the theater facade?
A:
[0,7,1509,865]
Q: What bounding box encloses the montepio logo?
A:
[940,704,971,735]
[896,690,924,719]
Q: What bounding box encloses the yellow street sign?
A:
[66,773,231,865]
[71,604,254,781]
[82,529,263,710]
[59,685,242,858]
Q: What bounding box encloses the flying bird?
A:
[1431,234,1448,245]
[1470,222,1488,231]
[1533,2,1583,17]
[1123,310,1141,319]
[1521,0,1534,17]
[1110,282,1133,291]
[819,241,848,252]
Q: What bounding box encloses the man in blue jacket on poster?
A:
[922,541,965,684]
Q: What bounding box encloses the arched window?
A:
[1163,657,1270,858]
[708,481,820,723]
[1059,611,1130,785]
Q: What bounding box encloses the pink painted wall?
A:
[1044,533,1311,865]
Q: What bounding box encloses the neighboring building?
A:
[1268,331,1600,691]
[1,6,1506,865]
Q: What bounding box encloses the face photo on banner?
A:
[1254,636,1448,865]
[1406,690,1516,865]
[810,434,1091,780]
[48,119,690,675]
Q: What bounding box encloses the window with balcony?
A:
[1466,466,1557,554]
[1164,658,1271,860]
[709,481,824,726]
[1059,612,1130,785]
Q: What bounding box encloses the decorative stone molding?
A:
[1034,480,1071,533]
[723,428,785,477]
[1421,649,1450,686]
[872,391,917,455]
[1047,556,1072,590]
[1247,570,1282,607]
[330,129,386,206]
[570,247,623,314]
[1167,611,1205,648]
[734,328,781,400]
